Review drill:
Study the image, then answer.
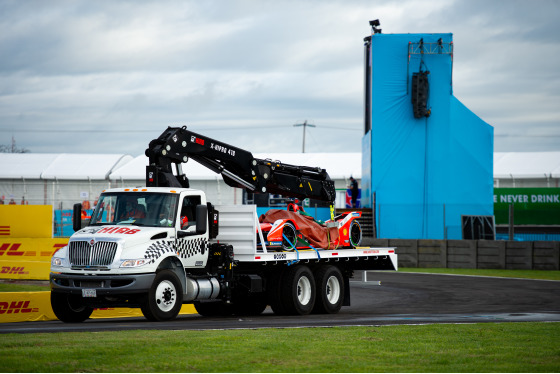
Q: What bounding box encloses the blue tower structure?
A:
[361,31,494,239]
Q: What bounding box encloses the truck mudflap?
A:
[50,272,156,297]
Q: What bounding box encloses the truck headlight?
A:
[120,259,147,268]
[51,257,64,267]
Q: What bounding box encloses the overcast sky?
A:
[1,0,559,156]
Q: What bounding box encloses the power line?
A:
[293,120,316,153]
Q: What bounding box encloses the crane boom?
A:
[145,126,336,204]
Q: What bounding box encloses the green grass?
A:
[399,267,560,280]
[0,323,559,372]
[0,282,50,292]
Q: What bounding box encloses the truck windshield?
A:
[89,192,179,227]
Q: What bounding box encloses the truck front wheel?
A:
[141,270,183,322]
[51,293,93,323]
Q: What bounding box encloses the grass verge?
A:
[1,322,559,372]
[0,281,50,292]
[398,268,560,280]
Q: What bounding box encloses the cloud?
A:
[0,0,559,155]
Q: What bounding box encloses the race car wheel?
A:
[312,265,344,314]
[349,220,362,248]
[279,265,316,315]
[141,270,183,322]
[282,222,298,251]
[51,293,94,323]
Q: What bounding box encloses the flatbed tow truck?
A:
[50,126,397,322]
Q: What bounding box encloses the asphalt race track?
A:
[2,272,559,334]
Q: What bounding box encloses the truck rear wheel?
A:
[51,293,93,323]
[141,270,183,322]
[277,265,316,315]
[312,265,344,314]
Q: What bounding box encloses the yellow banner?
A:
[0,238,68,280]
[0,260,51,280]
[0,291,196,323]
[0,205,53,238]
[0,238,68,261]
[0,292,55,322]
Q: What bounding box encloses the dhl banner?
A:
[0,291,196,323]
[0,238,68,280]
[0,205,53,238]
[0,261,51,280]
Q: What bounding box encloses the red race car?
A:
[258,200,363,251]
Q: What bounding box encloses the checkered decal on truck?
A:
[177,237,208,259]
[144,240,175,264]
[144,238,208,264]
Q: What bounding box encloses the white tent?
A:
[0,153,133,180]
[109,153,361,182]
[41,154,133,180]
[0,153,133,207]
[0,153,60,179]
[494,152,560,187]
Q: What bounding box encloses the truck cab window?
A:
[90,193,178,227]
[180,196,201,230]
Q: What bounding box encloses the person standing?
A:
[349,176,359,208]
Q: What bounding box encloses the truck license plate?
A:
[82,289,97,298]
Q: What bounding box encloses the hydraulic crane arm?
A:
[145,126,336,204]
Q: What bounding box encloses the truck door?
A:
[176,194,208,268]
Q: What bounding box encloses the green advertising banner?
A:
[494,188,560,225]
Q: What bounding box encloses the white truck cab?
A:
[50,187,219,322]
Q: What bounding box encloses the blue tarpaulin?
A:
[362,33,493,239]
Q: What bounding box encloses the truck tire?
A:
[312,265,344,314]
[279,265,316,315]
[50,293,93,323]
[349,220,362,248]
[141,270,183,322]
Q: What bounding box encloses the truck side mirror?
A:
[73,203,82,232]
[195,204,208,234]
[177,204,208,238]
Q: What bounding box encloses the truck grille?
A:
[69,240,118,268]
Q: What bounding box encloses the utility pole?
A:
[293,120,315,153]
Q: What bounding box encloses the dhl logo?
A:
[0,226,9,236]
[0,243,66,257]
[0,243,25,256]
[0,300,38,314]
[0,266,29,275]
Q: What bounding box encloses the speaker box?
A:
[411,71,430,119]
